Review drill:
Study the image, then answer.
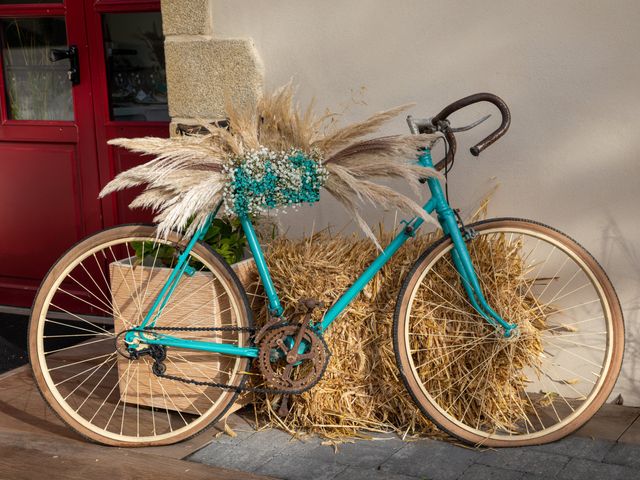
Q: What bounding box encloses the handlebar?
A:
[410,93,511,171]
[432,93,510,156]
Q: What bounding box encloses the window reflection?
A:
[103,13,169,122]
[1,17,73,121]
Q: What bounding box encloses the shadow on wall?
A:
[600,216,640,403]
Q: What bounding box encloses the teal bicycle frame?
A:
[132,149,516,358]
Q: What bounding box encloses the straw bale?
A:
[246,201,548,440]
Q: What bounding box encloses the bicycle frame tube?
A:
[138,209,218,331]
[129,201,261,358]
[320,149,514,334]
[319,196,437,331]
[135,213,283,358]
[141,331,259,358]
[240,215,284,317]
[134,149,514,357]
[420,151,515,335]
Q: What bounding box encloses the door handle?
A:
[49,45,80,85]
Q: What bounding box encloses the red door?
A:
[0,0,168,309]
[85,0,169,227]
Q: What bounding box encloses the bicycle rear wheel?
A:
[394,218,624,447]
[29,225,253,446]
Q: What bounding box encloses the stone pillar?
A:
[160,0,263,136]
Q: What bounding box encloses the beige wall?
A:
[167,1,640,405]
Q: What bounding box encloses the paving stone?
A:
[239,428,300,454]
[189,428,294,472]
[380,439,479,480]
[205,424,257,446]
[256,454,347,480]
[188,442,277,472]
[203,430,255,447]
[558,457,639,480]
[530,436,614,461]
[333,467,420,480]
[475,448,569,477]
[603,442,640,469]
[274,434,324,456]
[459,463,524,480]
[296,437,405,469]
[188,424,640,480]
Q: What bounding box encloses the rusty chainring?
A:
[257,324,329,393]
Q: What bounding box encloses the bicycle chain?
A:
[134,325,328,395]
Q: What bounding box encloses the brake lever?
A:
[449,114,491,132]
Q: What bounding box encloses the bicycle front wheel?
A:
[394,218,624,447]
[29,225,253,446]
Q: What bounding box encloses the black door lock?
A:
[49,45,80,85]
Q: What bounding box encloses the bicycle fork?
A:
[420,150,517,337]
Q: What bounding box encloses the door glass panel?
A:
[102,12,169,122]
[1,17,73,121]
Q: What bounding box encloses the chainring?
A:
[257,324,330,394]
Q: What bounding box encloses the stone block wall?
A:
[160,0,263,135]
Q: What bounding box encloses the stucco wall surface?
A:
[205,0,640,405]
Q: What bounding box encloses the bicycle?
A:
[28,93,624,448]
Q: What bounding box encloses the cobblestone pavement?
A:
[187,415,640,480]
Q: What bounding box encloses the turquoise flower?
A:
[223,148,327,217]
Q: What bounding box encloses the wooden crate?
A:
[110,258,258,415]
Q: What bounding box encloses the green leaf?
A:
[132,216,249,267]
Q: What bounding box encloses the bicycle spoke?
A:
[86,368,125,423]
[76,358,120,414]
[44,332,112,339]
[400,222,617,444]
[154,265,208,325]
[140,241,163,319]
[49,351,115,372]
[65,272,119,320]
[48,303,112,336]
[153,376,189,428]
[58,352,117,392]
[168,355,218,404]
[103,361,134,431]
[44,318,112,336]
[108,245,144,327]
[59,285,114,319]
[33,230,250,445]
[173,351,232,378]
[45,336,112,355]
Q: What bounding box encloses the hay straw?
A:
[245,200,552,440]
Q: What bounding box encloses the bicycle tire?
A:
[29,224,254,447]
[394,218,624,447]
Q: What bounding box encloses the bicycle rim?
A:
[29,225,252,446]
[394,218,624,446]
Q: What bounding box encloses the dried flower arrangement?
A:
[99,84,440,249]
